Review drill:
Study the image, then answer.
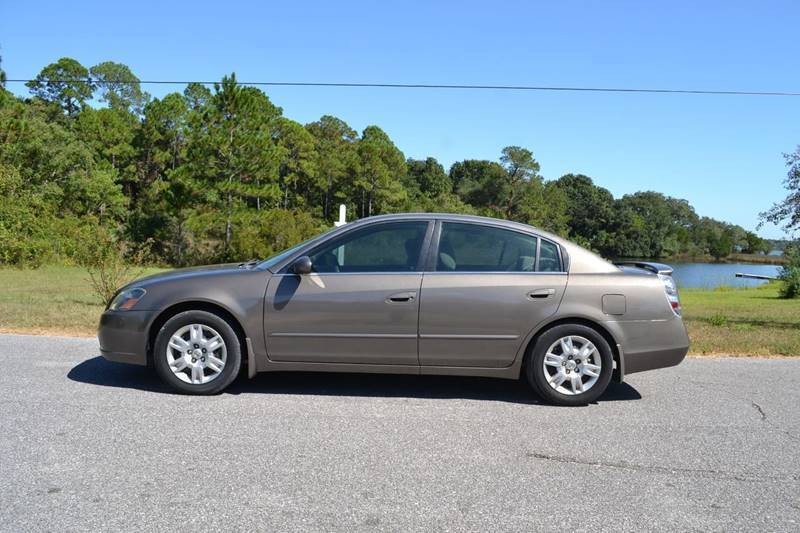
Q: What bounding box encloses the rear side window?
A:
[538,239,562,272]
[309,222,428,273]
[436,223,538,272]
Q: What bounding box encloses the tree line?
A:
[0,57,771,267]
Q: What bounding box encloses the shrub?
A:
[778,266,800,299]
[78,228,149,306]
[708,313,729,326]
[778,246,800,299]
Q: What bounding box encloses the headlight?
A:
[108,288,146,311]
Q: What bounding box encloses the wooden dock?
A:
[735,272,779,281]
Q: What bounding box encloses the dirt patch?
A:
[0,327,95,338]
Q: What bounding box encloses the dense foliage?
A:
[0,57,771,267]
[761,147,800,236]
[758,148,800,298]
[777,246,800,299]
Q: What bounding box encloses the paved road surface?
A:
[1,334,798,532]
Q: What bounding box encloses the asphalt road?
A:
[1,334,798,532]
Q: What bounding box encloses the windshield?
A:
[259,227,338,271]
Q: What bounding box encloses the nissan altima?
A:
[99,213,689,406]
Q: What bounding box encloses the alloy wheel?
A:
[166,324,227,385]
[542,335,602,395]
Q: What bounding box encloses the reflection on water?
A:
[670,263,782,289]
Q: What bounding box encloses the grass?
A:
[681,283,800,356]
[0,266,798,356]
[0,265,163,337]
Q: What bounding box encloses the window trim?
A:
[430,220,566,274]
[278,220,434,275]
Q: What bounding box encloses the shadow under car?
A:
[68,356,642,404]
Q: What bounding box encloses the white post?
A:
[334,204,347,227]
[334,204,347,265]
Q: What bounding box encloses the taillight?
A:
[658,274,681,316]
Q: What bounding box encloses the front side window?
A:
[309,222,429,273]
[436,223,539,272]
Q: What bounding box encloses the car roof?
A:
[347,213,565,243]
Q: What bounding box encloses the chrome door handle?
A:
[386,291,417,303]
[527,288,555,299]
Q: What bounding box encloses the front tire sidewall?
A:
[527,324,613,406]
[154,310,242,395]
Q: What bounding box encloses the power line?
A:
[4,78,800,97]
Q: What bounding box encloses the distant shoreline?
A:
[614,253,788,265]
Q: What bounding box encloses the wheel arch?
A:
[146,301,249,368]
[520,316,623,382]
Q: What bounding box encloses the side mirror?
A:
[291,256,313,275]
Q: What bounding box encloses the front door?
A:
[418,222,567,368]
[264,221,431,365]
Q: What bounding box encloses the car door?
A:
[263,220,432,365]
[418,221,567,368]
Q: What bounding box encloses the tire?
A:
[525,324,613,406]
[153,310,242,394]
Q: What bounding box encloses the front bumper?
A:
[98,309,157,366]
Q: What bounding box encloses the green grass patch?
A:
[706,313,729,327]
[681,282,800,356]
[0,265,163,336]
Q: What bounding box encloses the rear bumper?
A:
[98,309,156,366]
[607,315,690,377]
[624,344,689,374]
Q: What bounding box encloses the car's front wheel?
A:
[153,310,242,394]
[526,324,613,406]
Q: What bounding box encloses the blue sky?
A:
[2,0,798,238]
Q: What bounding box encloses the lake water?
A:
[669,263,782,289]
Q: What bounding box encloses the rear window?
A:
[436,223,538,272]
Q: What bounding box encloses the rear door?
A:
[264,220,432,365]
[418,221,567,368]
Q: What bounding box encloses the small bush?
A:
[779,266,800,299]
[78,229,149,306]
[778,246,800,299]
[708,313,729,327]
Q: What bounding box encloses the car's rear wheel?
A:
[154,310,241,394]
[526,324,613,406]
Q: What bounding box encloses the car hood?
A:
[126,263,256,289]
